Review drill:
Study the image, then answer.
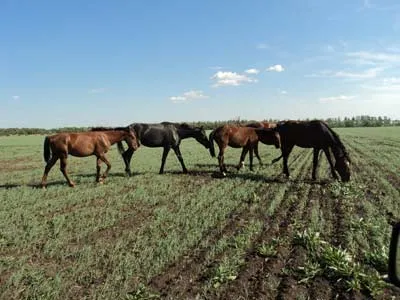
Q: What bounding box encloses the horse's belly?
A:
[228,141,245,148]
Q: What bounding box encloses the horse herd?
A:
[40,120,351,188]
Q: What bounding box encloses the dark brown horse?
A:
[271,120,351,182]
[116,122,209,175]
[209,125,281,176]
[244,121,277,165]
[41,127,139,188]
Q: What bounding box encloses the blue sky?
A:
[1,0,400,128]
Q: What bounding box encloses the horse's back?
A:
[277,120,336,148]
[214,125,255,147]
[245,121,276,129]
[133,123,179,147]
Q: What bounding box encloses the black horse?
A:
[271,120,351,182]
[117,122,209,175]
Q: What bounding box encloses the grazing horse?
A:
[41,127,139,188]
[116,122,209,175]
[271,120,351,182]
[209,125,281,176]
[244,121,277,165]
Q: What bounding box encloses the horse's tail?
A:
[117,141,126,155]
[324,122,350,162]
[43,136,51,163]
[209,130,216,157]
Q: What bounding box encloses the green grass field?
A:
[1,127,400,299]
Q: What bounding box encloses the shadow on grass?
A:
[212,171,332,185]
[0,180,68,190]
[0,172,144,190]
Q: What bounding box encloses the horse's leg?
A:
[271,155,283,164]
[249,146,254,171]
[236,147,249,170]
[41,156,58,188]
[282,145,294,178]
[172,146,188,174]
[122,147,134,176]
[312,148,320,180]
[217,146,227,176]
[96,156,102,182]
[159,146,171,174]
[323,148,339,180]
[254,142,263,166]
[99,154,112,181]
[59,156,75,187]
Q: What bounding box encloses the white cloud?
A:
[211,71,257,87]
[280,90,288,94]
[319,95,356,103]
[266,64,285,72]
[89,88,106,94]
[12,95,20,100]
[245,68,260,74]
[170,90,208,103]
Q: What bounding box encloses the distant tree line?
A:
[0,115,399,136]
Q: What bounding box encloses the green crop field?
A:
[1,127,400,299]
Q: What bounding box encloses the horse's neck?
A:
[104,131,126,144]
[177,128,196,139]
[331,145,344,160]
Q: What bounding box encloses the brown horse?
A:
[271,120,351,182]
[244,121,277,165]
[41,127,139,188]
[209,125,281,176]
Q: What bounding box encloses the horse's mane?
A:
[161,122,194,130]
[179,122,193,129]
[91,126,130,132]
[322,122,351,161]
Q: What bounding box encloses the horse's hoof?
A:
[222,172,227,177]
[42,186,47,190]
[69,183,75,188]
[183,170,188,174]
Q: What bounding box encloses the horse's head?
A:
[125,126,139,151]
[194,126,209,149]
[335,155,351,182]
[256,128,281,149]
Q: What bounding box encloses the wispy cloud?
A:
[321,44,335,53]
[280,90,288,94]
[170,90,208,103]
[363,0,373,9]
[211,71,258,87]
[244,68,260,74]
[12,95,20,100]
[208,66,224,70]
[257,43,270,50]
[309,67,382,79]
[89,88,106,94]
[266,64,285,72]
[347,51,400,64]
[362,77,400,92]
[319,95,356,103]
[333,67,382,79]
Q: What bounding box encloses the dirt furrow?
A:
[215,149,314,299]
